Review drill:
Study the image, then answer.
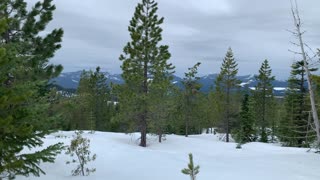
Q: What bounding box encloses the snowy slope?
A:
[17,131,320,180]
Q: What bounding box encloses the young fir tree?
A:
[181,62,201,137]
[73,68,111,131]
[74,70,92,130]
[181,153,200,180]
[234,94,256,144]
[279,61,317,147]
[215,48,241,142]
[198,94,213,134]
[0,0,64,178]
[253,59,275,143]
[149,78,175,143]
[91,67,111,131]
[207,89,224,134]
[118,0,174,147]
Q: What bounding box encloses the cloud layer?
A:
[30,0,320,79]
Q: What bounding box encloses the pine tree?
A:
[91,67,110,131]
[279,61,317,147]
[118,0,174,147]
[215,47,241,142]
[149,78,175,143]
[74,70,93,130]
[181,62,201,137]
[181,153,200,180]
[0,0,64,178]
[207,90,224,134]
[234,94,256,144]
[253,59,275,142]
[73,68,111,131]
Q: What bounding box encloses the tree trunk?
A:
[185,118,189,137]
[226,87,230,142]
[158,132,162,143]
[140,115,147,147]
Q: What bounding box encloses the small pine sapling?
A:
[65,131,96,176]
[182,153,200,180]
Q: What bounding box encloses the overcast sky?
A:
[29,0,320,79]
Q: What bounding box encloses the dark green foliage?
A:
[118,0,174,147]
[65,68,115,132]
[313,75,320,98]
[66,131,96,176]
[233,94,256,144]
[215,47,241,142]
[313,75,320,139]
[149,82,175,142]
[253,59,275,142]
[279,61,317,147]
[181,63,201,137]
[0,0,64,178]
[206,91,223,134]
[181,153,200,180]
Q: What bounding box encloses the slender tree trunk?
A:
[226,87,230,142]
[140,113,147,147]
[291,2,320,145]
[185,96,190,137]
[158,131,162,143]
[140,60,148,147]
[261,86,266,142]
[185,117,189,137]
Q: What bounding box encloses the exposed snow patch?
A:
[16,131,320,180]
[274,87,287,91]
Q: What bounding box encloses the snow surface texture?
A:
[16,131,320,180]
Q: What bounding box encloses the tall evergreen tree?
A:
[215,48,241,142]
[279,61,317,147]
[181,62,201,137]
[0,0,64,178]
[118,0,174,147]
[253,59,275,142]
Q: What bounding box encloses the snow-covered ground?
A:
[17,131,320,180]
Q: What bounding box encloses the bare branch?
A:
[290,41,300,47]
[286,29,298,35]
[288,49,302,54]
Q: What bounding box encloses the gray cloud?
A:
[28,0,320,79]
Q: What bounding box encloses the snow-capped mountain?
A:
[51,71,287,95]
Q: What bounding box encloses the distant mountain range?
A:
[51,71,288,96]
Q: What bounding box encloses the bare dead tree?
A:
[289,0,320,146]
